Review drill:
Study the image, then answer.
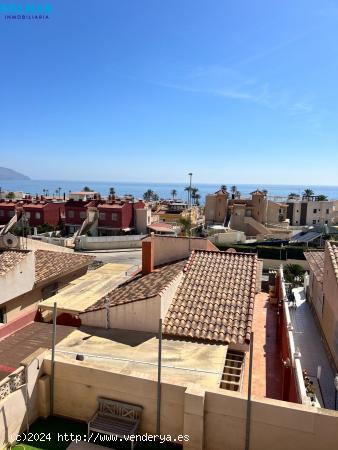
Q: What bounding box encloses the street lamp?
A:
[334,374,338,410]
[188,172,193,208]
[188,173,193,251]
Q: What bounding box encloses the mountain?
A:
[0,167,30,180]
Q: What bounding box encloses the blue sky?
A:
[1,0,338,184]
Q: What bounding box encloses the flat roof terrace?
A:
[51,327,228,390]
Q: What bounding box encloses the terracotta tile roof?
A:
[0,250,29,276]
[327,241,338,283]
[84,260,185,312]
[163,250,258,345]
[304,251,325,283]
[34,250,94,285]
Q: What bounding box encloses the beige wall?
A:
[21,237,74,253]
[151,236,218,267]
[251,193,267,223]
[204,390,338,450]
[43,359,186,438]
[135,208,151,234]
[0,350,46,449]
[267,201,287,224]
[81,272,183,332]
[40,357,338,450]
[205,193,228,225]
[322,244,338,369]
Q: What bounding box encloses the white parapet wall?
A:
[76,235,145,250]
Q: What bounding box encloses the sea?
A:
[1,180,338,203]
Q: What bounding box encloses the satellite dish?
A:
[2,233,19,249]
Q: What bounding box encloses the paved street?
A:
[77,248,142,269]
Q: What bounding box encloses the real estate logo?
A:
[0,3,52,20]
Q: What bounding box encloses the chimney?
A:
[142,233,154,275]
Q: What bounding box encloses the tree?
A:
[317,195,328,201]
[6,191,15,199]
[194,193,201,206]
[231,185,237,199]
[184,186,192,205]
[170,189,177,200]
[143,189,158,202]
[303,188,314,198]
[235,190,241,199]
[179,217,192,236]
[109,187,116,196]
[288,192,300,200]
[284,264,305,286]
[220,185,227,192]
[262,189,268,196]
[191,187,199,205]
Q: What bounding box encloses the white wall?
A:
[76,235,144,250]
[0,251,35,305]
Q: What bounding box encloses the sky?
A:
[1,0,338,184]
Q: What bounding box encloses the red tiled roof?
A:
[84,260,185,312]
[148,222,174,232]
[34,250,94,285]
[163,250,258,345]
[304,251,325,283]
[327,241,338,283]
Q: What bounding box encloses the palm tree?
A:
[231,185,237,200]
[184,186,192,205]
[179,217,192,236]
[170,189,177,200]
[262,189,268,196]
[191,187,199,205]
[220,185,227,192]
[303,188,314,199]
[83,186,93,192]
[194,193,201,206]
[109,187,116,196]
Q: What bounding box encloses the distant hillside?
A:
[0,167,30,180]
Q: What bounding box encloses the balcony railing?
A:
[0,366,26,401]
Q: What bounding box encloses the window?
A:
[326,209,329,214]
[0,306,6,324]
[313,209,317,213]
[312,220,316,225]
[0,210,3,216]
[79,211,86,219]
[25,211,31,218]
[35,212,41,219]
[99,212,106,220]
[8,210,15,217]
[111,212,118,221]
[325,220,328,224]
[67,210,74,218]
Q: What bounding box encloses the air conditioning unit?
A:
[0,233,19,249]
